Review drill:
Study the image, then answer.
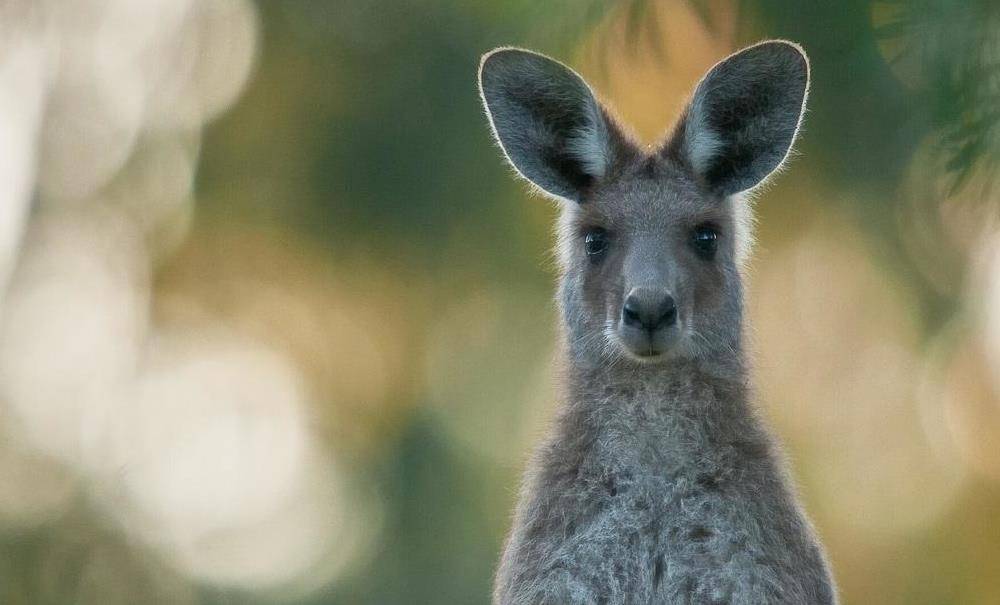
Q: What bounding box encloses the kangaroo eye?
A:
[584,228,609,258]
[692,224,719,259]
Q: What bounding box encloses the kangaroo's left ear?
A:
[665,40,810,196]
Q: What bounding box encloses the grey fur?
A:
[479,41,836,605]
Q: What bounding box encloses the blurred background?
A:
[0,0,998,603]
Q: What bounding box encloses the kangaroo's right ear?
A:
[666,40,810,196]
[478,48,634,204]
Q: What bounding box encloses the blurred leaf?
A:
[874,0,1000,196]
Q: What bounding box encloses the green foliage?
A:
[874,0,1000,194]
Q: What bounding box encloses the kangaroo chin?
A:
[479,41,838,604]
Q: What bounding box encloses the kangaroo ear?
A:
[667,41,810,196]
[478,48,634,204]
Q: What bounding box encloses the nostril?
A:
[659,296,677,327]
[622,298,642,327]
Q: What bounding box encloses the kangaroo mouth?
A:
[623,343,667,362]
[616,325,682,363]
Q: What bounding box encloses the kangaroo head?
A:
[478,41,809,365]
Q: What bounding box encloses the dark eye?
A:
[584,228,608,258]
[691,224,719,259]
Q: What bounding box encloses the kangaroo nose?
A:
[622,288,677,331]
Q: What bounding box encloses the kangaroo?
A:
[478,41,836,604]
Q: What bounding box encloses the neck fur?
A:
[555,330,759,461]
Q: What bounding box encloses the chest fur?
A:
[522,380,785,581]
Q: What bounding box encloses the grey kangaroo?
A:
[478,41,837,604]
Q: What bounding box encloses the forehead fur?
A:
[555,155,756,268]
[584,158,713,224]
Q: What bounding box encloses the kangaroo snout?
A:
[619,287,679,358]
[622,288,677,331]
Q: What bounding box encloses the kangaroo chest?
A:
[535,388,794,601]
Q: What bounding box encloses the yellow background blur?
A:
[0,1,998,603]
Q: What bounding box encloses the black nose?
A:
[622,288,677,331]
